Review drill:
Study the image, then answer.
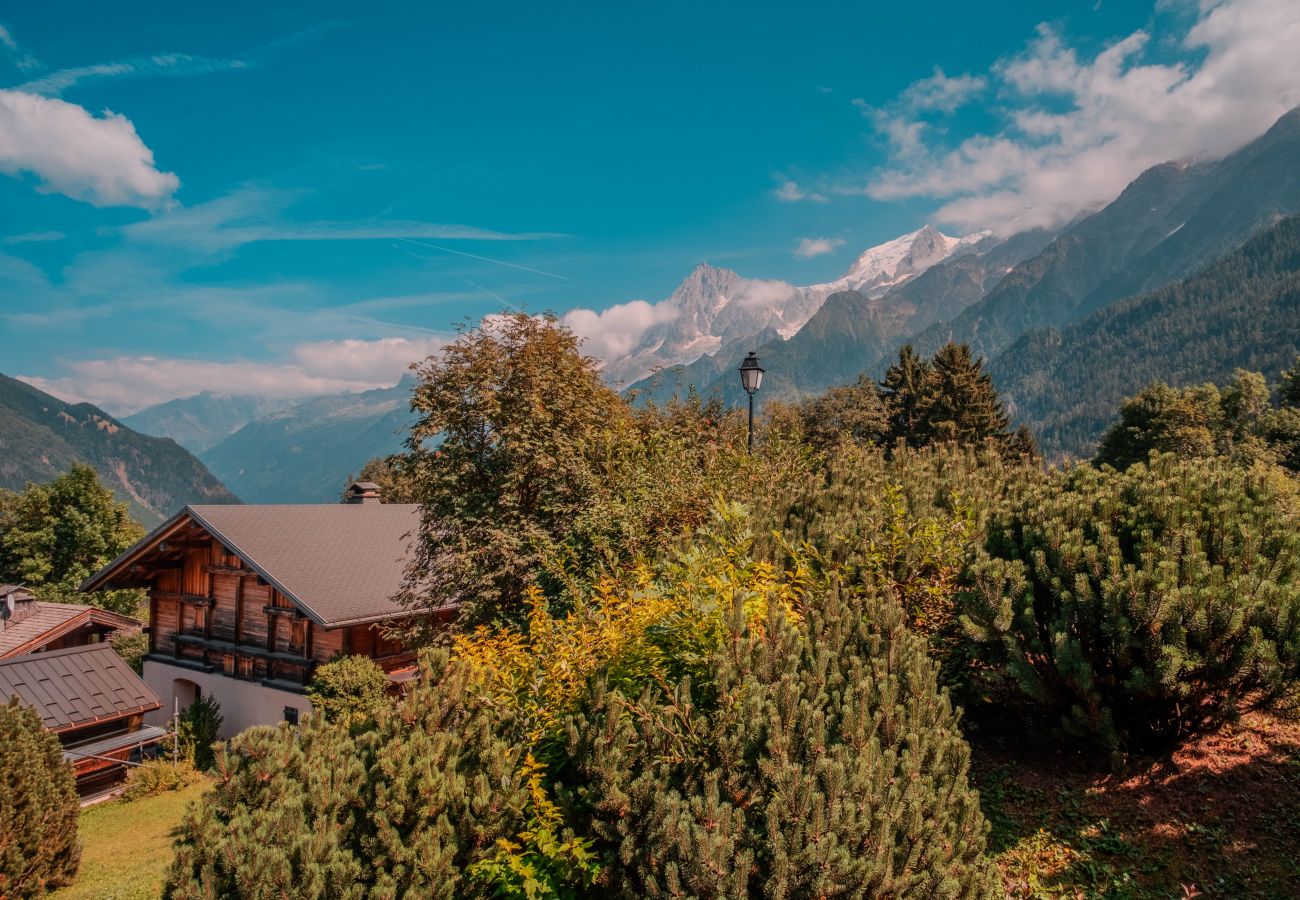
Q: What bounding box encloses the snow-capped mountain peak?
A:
[821,225,991,296]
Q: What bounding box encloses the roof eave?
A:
[78,507,196,594]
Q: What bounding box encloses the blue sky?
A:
[3,0,1299,411]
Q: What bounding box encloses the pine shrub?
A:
[178,694,223,771]
[164,651,529,900]
[567,586,1000,899]
[964,453,1300,755]
[307,655,391,732]
[0,697,81,898]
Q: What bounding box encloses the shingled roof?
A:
[0,601,141,659]
[0,644,160,733]
[81,503,423,627]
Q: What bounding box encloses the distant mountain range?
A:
[122,393,292,454]
[195,378,417,503]
[97,105,1300,494]
[0,374,238,524]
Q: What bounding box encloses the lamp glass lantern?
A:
[739,352,764,394]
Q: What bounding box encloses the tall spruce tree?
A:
[0,698,81,898]
[568,587,999,899]
[879,344,933,448]
[924,343,1011,447]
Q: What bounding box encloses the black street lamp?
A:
[739,351,764,452]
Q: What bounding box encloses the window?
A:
[283,707,299,726]
[238,657,254,680]
[289,619,306,654]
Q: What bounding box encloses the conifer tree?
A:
[924,343,1011,446]
[569,587,999,899]
[0,698,81,898]
[964,453,1300,755]
[879,344,933,447]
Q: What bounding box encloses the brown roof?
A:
[0,644,160,733]
[82,503,423,628]
[0,602,141,659]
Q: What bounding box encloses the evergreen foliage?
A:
[964,454,1300,755]
[178,695,223,771]
[991,213,1300,458]
[567,586,999,899]
[307,655,391,732]
[0,464,145,614]
[164,651,530,900]
[0,697,81,898]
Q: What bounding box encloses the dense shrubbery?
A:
[165,524,997,898]
[177,695,223,771]
[963,453,1300,755]
[0,698,80,898]
[307,655,391,732]
[567,585,998,898]
[120,757,202,802]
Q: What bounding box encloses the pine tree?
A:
[924,343,1011,447]
[879,345,933,447]
[569,587,999,899]
[0,697,81,898]
[964,453,1300,755]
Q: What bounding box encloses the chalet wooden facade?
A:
[0,644,164,795]
[81,483,441,737]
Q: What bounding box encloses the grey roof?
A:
[185,504,420,626]
[81,502,425,628]
[0,644,160,732]
[0,601,140,659]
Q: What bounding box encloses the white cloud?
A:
[793,236,845,259]
[898,66,987,113]
[0,23,41,70]
[0,89,178,208]
[19,335,450,414]
[774,179,827,203]
[121,188,554,254]
[2,230,64,244]
[562,299,680,360]
[18,54,250,97]
[861,0,1300,233]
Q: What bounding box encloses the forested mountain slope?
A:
[903,106,1300,365]
[991,215,1300,458]
[0,374,238,524]
[200,377,415,503]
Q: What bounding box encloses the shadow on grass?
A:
[970,712,1300,899]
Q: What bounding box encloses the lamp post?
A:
[739,351,764,452]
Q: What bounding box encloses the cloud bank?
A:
[20,335,449,414]
[0,89,178,208]
[852,0,1300,233]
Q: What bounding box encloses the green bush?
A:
[0,697,81,898]
[119,757,202,802]
[307,654,391,731]
[567,586,1000,899]
[109,628,148,674]
[964,453,1300,755]
[178,695,223,771]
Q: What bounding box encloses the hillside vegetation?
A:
[0,374,238,524]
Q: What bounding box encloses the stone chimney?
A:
[344,482,382,505]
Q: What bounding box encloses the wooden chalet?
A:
[0,643,165,795]
[1,584,142,659]
[80,483,439,738]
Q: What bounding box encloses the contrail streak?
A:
[392,236,570,281]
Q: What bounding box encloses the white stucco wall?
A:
[143,659,313,739]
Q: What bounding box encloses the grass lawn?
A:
[52,778,212,900]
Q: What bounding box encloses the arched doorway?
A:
[171,678,199,714]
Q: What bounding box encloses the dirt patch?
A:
[972,711,1300,898]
